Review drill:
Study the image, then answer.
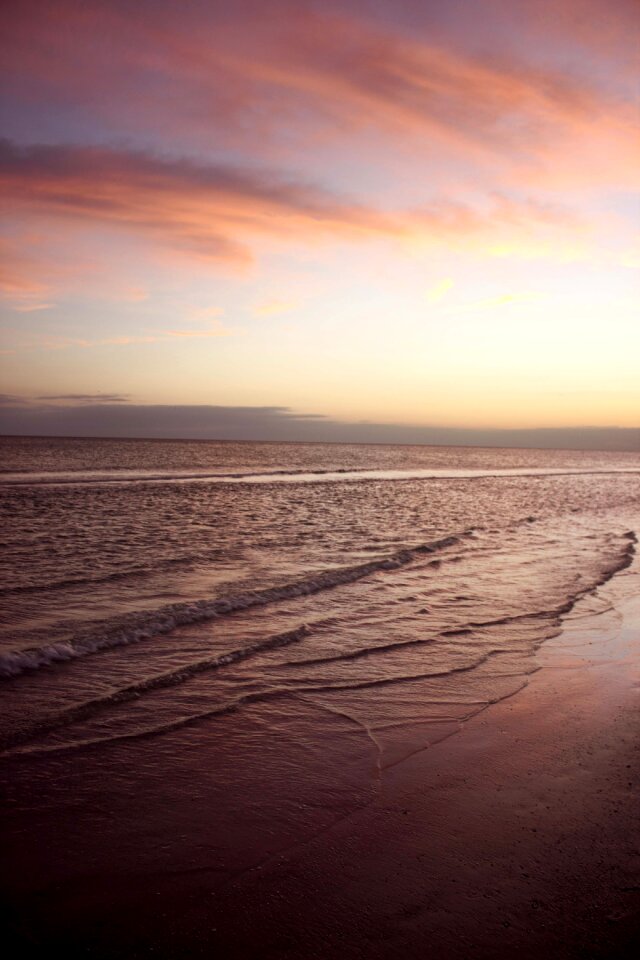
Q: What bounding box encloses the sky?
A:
[0,0,638,447]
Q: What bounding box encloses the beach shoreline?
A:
[163,563,640,959]
[4,549,639,958]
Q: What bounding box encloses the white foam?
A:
[0,531,472,679]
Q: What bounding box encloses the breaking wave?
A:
[0,531,473,679]
[1,467,639,487]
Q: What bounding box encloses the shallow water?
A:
[1,437,638,770]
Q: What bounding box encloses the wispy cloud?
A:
[36,393,131,403]
[426,278,454,303]
[0,139,402,267]
[0,140,592,273]
[6,320,235,354]
[3,2,636,179]
[163,326,231,339]
[449,292,543,314]
[253,299,299,317]
[0,238,53,311]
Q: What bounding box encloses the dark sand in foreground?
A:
[3,565,639,959]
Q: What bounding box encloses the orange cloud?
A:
[0,140,592,271]
[0,139,404,266]
[176,8,640,189]
[405,194,590,261]
[2,1,636,188]
[0,235,99,310]
[253,299,298,317]
[0,239,51,310]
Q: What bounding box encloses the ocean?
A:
[1,435,638,772]
[1,433,640,951]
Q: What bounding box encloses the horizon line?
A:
[1,429,638,455]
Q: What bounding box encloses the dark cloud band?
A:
[0,400,636,451]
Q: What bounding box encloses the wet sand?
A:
[4,566,640,958]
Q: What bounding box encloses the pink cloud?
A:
[1,1,634,294]
[2,1,636,184]
[0,140,404,267]
[0,140,592,274]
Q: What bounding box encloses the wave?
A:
[0,623,314,752]
[1,649,530,759]
[288,615,550,669]
[0,531,637,753]
[1,467,639,487]
[2,530,635,759]
[297,648,540,694]
[0,624,518,752]
[0,466,374,485]
[0,530,473,679]
[0,647,532,760]
[290,634,439,667]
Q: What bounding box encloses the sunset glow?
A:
[1,0,638,442]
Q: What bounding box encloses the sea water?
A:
[1,436,638,770]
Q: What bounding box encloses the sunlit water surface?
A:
[0,437,637,761]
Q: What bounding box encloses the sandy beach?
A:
[4,548,639,959]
